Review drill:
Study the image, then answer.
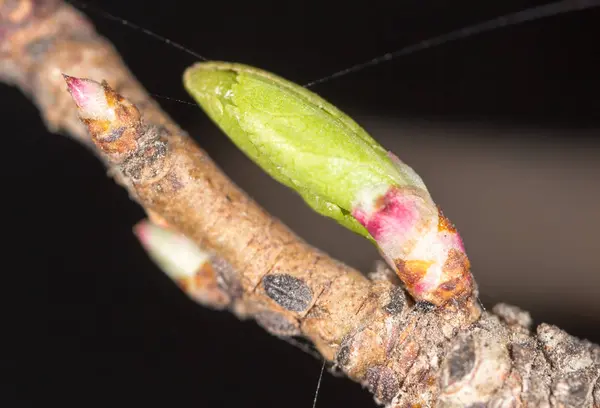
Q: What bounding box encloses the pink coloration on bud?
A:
[63,75,113,121]
[133,220,151,247]
[352,187,432,244]
[353,185,473,306]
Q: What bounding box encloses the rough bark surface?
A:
[1,1,597,406]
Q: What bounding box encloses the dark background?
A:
[4,0,599,407]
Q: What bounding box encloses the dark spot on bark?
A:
[255,311,300,337]
[262,274,313,312]
[124,137,168,182]
[415,301,436,313]
[26,37,56,58]
[366,365,399,404]
[336,345,351,368]
[101,126,126,142]
[167,173,184,191]
[447,336,476,383]
[211,256,242,299]
[225,194,232,202]
[384,287,405,315]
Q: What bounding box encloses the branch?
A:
[1,1,597,406]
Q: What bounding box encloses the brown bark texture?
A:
[1,1,598,406]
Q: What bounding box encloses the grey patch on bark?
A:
[333,332,366,376]
[123,134,169,182]
[366,365,400,404]
[102,126,127,142]
[415,300,436,313]
[447,335,476,383]
[384,287,406,316]
[552,369,597,407]
[335,344,351,368]
[439,319,512,407]
[262,273,313,312]
[255,310,300,337]
[26,36,57,59]
[211,256,243,299]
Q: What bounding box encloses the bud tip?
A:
[62,74,111,120]
[132,220,150,247]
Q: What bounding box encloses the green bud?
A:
[183,62,412,239]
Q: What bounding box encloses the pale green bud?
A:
[183,62,420,239]
[134,220,211,281]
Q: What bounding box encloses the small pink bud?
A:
[63,75,113,121]
[63,75,142,156]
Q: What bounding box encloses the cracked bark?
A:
[1,1,597,406]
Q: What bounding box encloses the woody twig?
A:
[1,1,598,406]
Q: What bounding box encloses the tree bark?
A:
[1,1,597,406]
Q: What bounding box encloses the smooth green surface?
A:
[184,62,415,239]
